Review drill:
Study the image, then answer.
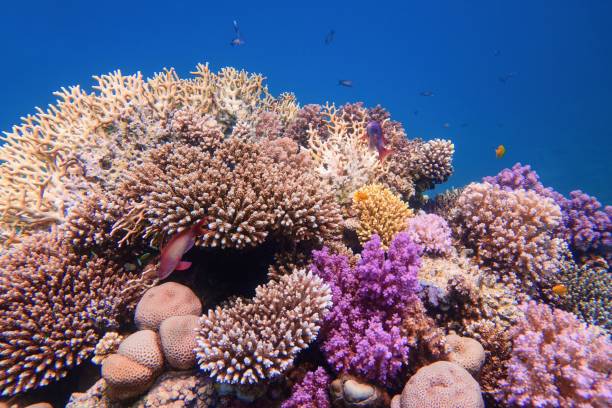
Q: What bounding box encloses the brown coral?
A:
[330,375,390,407]
[117,330,164,375]
[352,184,413,248]
[102,354,155,401]
[93,332,124,365]
[159,315,200,370]
[413,139,454,187]
[134,282,202,331]
[0,231,150,396]
[132,371,216,408]
[444,334,485,377]
[195,269,332,384]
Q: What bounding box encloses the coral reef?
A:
[312,233,421,387]
[134,282,202,331]
[443,334,485,377]
[132,371,216,408]
[281,367,331,408]
[395,361,484,408]
[404,212,453,256]
[329,375,390,408]
[452,182,565,297]
[117,330,164,376]
[497,301,612,407]
[93,332,125,365]
[352,184,413,248]
[159,315,200,370]
[102,354,156,401]
[412,139,455,190]
[195,269,332,384]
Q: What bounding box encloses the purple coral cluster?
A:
[281,367,331,408]
[498,301,612,407]
[404,213,453,256]
[311,233,422,386]
[484,163,612,262]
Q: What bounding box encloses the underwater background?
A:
[1,0,611,202]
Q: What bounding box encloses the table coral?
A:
[0,231,150,397]
[195,269,331,385]
[312,232,421,387]
[497,301,612,407]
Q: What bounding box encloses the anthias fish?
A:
[338,79,353,87]
[158,219,208,279]
[495,144,506,158]
[366,120,393,161]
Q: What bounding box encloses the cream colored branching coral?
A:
[0,231,152,396]
[112,138,342,248]
[195,269,332,384]
[352,184,413,248]
[452,182,565,297]
[306,104,383,203]
[0,64,294,246]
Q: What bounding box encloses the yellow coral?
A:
[352,184,413,248]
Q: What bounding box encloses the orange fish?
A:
[552,284,568,296]
[495,144,506,159]
[354,190,369,202]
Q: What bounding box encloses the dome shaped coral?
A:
[134,282,202,331]
[159,315,200,370]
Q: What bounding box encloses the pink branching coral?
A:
[452,182,565,297]
[497,301,612,407]
[281,367,331,408]
[405,213,453,256]
[311,232,422,387]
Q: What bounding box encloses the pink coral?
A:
[497,301,612,407]
[405,213,453,256]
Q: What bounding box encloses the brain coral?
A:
[352,184,413,248]
[101,354,155,401]
[135,282,202,331]
[159,315,200,370]
[195,269,332,384]
[404,212,453,256]
[117,330,164,375]
[497,301,612,407]
[0,231,150,396]
[398,361,484,408]
[452,182,565,297]
[444,334,485,377]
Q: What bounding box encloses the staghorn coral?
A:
[352,184,413,248]
[452,182,565,297]
[497,301,612,407]
[281,367,331,408]
[93,332,125,365]
[283,104,329,146]
[112,138,341,249]
[397,361,484,408]
[0,231,150,397]
[135,282,202,331]
[312,233,421,387]
[404,212,453,256]
[195,269,332,384]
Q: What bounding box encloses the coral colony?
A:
[0,64,609,408]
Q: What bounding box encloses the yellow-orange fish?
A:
[552,284,568,296]
[354,190,369,202]
[495,144,506,159]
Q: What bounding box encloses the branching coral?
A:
[112,138,342,248]
[312,233,421,387]
[497,301,612,407]
[412,139,454,189]
[352,184,413,248]
[0,231,152,396]
[404,213,453,256]
[195,269,332,384]
[452,182,565,297]
[281,367,331,408]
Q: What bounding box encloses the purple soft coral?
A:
[281,367,331,408]
[404,213,453,256]
[311,232,421,386]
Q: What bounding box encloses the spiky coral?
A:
[352,184,413,248]
[195,270,332,384]
[452,182,565,297]
[0,231,152,396]
[312,233,421,387]
[112,138,342,248]
[413,139,454,188]
[497,302,612,407]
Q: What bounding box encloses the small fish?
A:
[230,20,245,46]
[366,120,393,161]
[413,110,419,116]
[552,284,568,296]
[353,190,369,202]
[498,72,516,83]
[338,79,353,87]
[324,29,335,45]
[420,91,434,97]
[493,49,501,57]
[158,219,208,279]
[495,144,506,158]
[443,123,451,128]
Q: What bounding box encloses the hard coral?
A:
[0,231,149,396]
[404,213,453,256]
[117,330,164,375]
[134,282,202,331]
[281,367,331,408]
[497,301,612,407]
[352,184,413,248]
[132,371,216,408]
[102,354,155,401]
[159,315,200,370]
[444,334,485,377]
[329,374,390,408]
[195,270,332,384]
[452,182,565,297]
[312,233,421,387]
[413,139,454,188]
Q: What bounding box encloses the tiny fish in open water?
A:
[420,90,434,97]
[230,20,245,46]
[324,29,335,45]
[495,144,506,158]
[338,79,353,87]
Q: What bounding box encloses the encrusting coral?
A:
[497,301,612,407]
[0,231,151,397]
[195,269,332,384]
[352,184,413,248]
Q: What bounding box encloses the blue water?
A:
[1,0,611,203]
